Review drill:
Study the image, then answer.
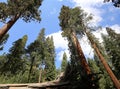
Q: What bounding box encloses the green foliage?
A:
[0,29,57,83]
[0,35,9,72]
[0,34,9,50]
[88,58,108,89]
[59,5,92,89]
[87,32,115,89]
[59,5,92,38]
[1,35,28,75]
[44,36,56,81]
[0,35,29,83]
[102,27,120,79]
[27,28,46,82]
[59,6,84,37]
[0,55,7,71]
[0,71,30,84]
[61,52,68,72]
[0,0,43,22]
[9,35,27,57]
[94,55,115,89]
[59,5,117,89]
[27,29,56,82]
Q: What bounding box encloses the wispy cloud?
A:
[57,49,70,61]
[93,24,120,43]
[110,24,120,33]
[58,0,63,2]
[47,25,120,61]
[47,31,70,61]
[47,31,94,61]
[79,36,94,59]
[47,31,68,50]
[71,0,105,26]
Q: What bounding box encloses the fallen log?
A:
[28,81,69,88]
[0,81,69,89]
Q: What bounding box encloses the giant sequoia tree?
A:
[59,6,120,89]
[0,0,43,40]
[59,6,91,75]
[59,6,93,89]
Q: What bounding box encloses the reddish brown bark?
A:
[71,32,91,75]
[86,31,120,89]
[0,14,20,41]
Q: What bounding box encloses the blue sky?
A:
[0,0,120,68]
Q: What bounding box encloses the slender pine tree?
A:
[2,35,28,75]
[44,36,56,81]
[61,52,68,72]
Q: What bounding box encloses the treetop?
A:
[0,0,43,23]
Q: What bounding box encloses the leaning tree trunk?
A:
[71,31,91,75]
[0,14,20,41]
[85,31,120,89]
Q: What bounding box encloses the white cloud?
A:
[71,0,105,25]
[57,49,70,61]
[92,24,120,43]
[92,28,107,42]
[110,24,120,33]
[47,31,70,61]
[46,24,120,62]
[48,1,120,63]
[58,0,63,1]
[79,36,94,59]
[70,1,120,43]
[72,0,103,7]
[47,31,68,50]
[47,31,94,61]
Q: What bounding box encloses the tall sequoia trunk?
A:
[71,31,91,75]
[0,14,20,41]
[85,31,120,89]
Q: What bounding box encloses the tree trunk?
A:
[38,68,42,83]
[71,31,91,75]
[0,14,20,41]
[86,31,120,89]
[28,56,35,82]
